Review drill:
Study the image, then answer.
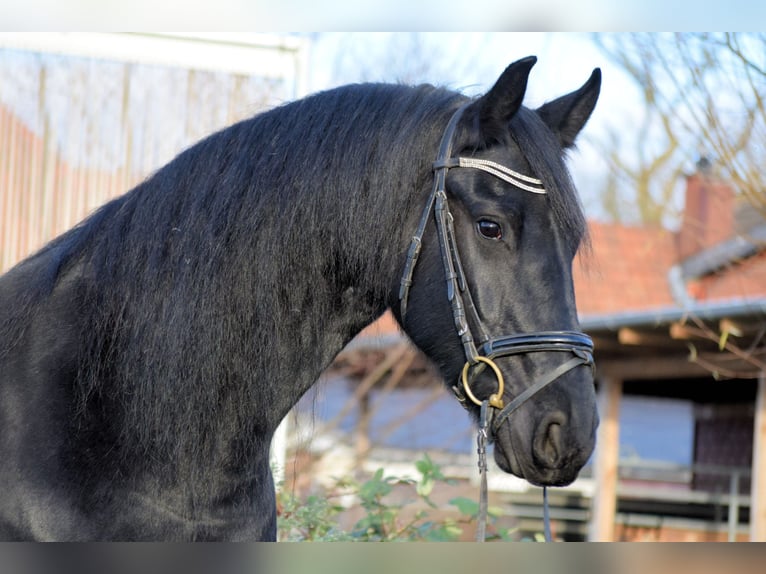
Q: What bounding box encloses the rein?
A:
[399,103,594,542]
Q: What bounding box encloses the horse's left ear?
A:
[537,68,601,148]
[466,56,537,140]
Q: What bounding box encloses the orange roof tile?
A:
[574,221,678,316]
[357,311,401,338]
[695,250,766,303]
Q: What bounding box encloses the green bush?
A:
[277,454,514,542]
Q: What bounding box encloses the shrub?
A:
[276,454,514,542]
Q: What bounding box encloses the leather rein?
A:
[398,103,594,542]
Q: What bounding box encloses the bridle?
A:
[398,102,594,541]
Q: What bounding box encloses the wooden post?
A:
[751,371,766,541]
[271,415,289,487]
[588,375,622,542]
[355,392,372,461]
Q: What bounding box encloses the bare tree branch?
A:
[592,33,766,224]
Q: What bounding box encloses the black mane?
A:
[33,83,467,468]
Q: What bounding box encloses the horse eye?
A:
[477,219,502,240]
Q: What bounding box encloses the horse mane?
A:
[510,107,590,251]
[26,83,466,470]
[2,80,589,475]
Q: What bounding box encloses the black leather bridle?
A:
[398,102,594,541]
[399,102,594,430]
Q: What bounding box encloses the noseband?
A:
[398,102,594,436]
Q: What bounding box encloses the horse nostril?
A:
[534,413,566,469]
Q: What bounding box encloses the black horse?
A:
[0,56,600,541]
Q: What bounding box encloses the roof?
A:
[574,222,677,316]
[694,250,766,302]
[575,214,766,319]
[574,201,766,380]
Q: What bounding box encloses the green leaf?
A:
[495,526,516,541]
[415,453,435,474]
[449,496,479,517]
[719,329,729,351]
[487,505,504,518]
[416,476,434,498]
[358,468,393,503]
[422,520,463,542]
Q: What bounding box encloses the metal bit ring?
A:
[461,356,505,409]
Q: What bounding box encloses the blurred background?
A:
[1,32,765,542]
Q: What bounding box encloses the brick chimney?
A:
[677,158,735,260]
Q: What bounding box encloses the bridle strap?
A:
[543,486,552,542]
[476,400,492,542]
[434,157,546,194]
[454,331,594,409]
[481,331,594,359]
[434,188,480,361]
[492,351,592,433]
[399,102,595,543]
[399,103,468,320]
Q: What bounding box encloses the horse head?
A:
[397,56,601,487]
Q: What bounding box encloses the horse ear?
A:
[467,56,537,138]
[536,68,601,148]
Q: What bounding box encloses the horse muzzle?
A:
[454,331,597,485]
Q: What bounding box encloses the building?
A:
[1,33,307,272]
[578,163,766,541]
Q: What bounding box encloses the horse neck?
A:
[248,132,438,416]
[74,94,450,484]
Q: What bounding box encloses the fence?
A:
[0,33,307,272]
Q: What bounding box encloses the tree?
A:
[592,33,766,225]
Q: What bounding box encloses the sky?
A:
[1,0,763,30]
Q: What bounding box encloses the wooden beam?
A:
[588,375,622,542]
[617,327,672,347]
[669,322,701,340]
[751,372,766,541]
[590,335,624,352]
[598,356,711,380]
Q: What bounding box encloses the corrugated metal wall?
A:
[0,37,300,272]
